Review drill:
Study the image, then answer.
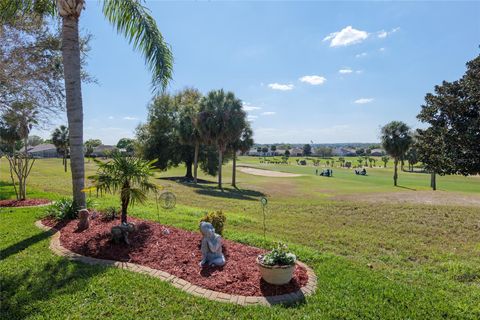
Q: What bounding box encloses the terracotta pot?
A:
[256,255,296,285]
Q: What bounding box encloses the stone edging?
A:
[35,220,317,306]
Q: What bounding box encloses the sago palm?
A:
[87,152,159,224]
[1,0,173,208]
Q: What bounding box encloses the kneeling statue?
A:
[199,222,225,267]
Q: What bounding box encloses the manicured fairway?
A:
[1,158,479,319]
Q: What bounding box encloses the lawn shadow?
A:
[0,180,16,200]
[0,220,67,260]
[395,185,417,191]
[1,258,106,319]
[193,184,265,201]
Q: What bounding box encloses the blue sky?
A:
[34,1,480,145]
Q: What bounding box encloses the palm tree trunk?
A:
[218,149,223,189]
[393,158,398,186]
[431,172,436,191]
[193,141,199,184]
[232,150,236,187]
[61,15,86,208]
[64,155,67,172]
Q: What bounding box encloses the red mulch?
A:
[42,215,308,296]
[0,199,51,207]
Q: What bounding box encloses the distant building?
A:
[290,148,303,156]
[332,147,356,156]
[370,148,385,156]
[92,145,117,157]
[27,144,59,158]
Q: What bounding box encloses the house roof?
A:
[93,145,117,152]
[27,144,56,153]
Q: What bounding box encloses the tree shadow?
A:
[0,180,16,200]
[1,258,106,319]
[0,220,67,260]
[395,185,417,191]
[193,184,265,201]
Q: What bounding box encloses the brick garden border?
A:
[35,220,317,306]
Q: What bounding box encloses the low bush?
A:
[200,210,226,235]
[45,197,96,220]
[103,206,119,221]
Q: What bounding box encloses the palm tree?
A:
[381,121,413,186]
[229,124,253,187]
[198,90,246,189]
[2,1,173,208]
[87,152,159,225]
[52,125,69,172]
[381,155,390,168]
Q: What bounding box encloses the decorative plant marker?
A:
[160,191,176,209]
[260,197,268,240]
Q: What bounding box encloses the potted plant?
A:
[256,243,296,285]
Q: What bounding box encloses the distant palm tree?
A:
[197,90,246,188]
[381,156,390,168]
[381,121,413,186]
[52,125,69,172]
[229,124,253,187]
[87,152,159,225]
[2,0,173,208]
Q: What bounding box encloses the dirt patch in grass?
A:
[238,166,302,177]
[0,199,51,207]
[333,191,480,207]
[42,216,308,296]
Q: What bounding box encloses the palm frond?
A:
[102,0,173,91]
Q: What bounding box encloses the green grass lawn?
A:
[1,158,479,319]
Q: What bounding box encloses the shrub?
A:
[261,243,296,266]
[200,210,226,235]
[103,206,119,221]
[45,197,96,220]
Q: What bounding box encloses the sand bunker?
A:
[238,167,302,177]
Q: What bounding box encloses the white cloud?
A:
[354,98,374,104]
[355,52,367,58]
[323,26,368,47]
[123,116,138,120]
[377,27,400,39]
[378,31,388,39]
[242,102,261,111]
[356,70,363,74]
[261,111,276,116]
[268,83,294,91]
[247,115,258,121]
[108,116,114,120]
[379,47,386,52]
[339,68,353,74]
[299,75,327,85]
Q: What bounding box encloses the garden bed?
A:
[42,215,308,296]
[0,199,51,207]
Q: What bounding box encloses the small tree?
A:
[87,153,159,225]
[285,149,290,157]
[229,124,253,187]
[303,144,312,156]
[381,121,413,186]
[52,125,69,172]
[84,139,102,158]
[381,156,390,168]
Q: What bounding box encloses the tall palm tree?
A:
[381,121,413,186]
[198,90,246,189]
[52,125,69,172]
[1,0,173,208]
